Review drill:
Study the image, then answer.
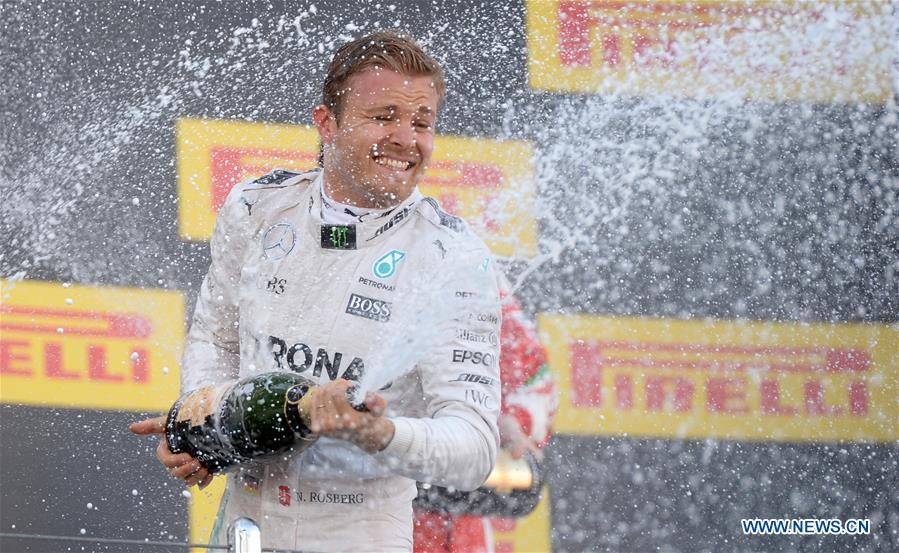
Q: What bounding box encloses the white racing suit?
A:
[182,169,502,552]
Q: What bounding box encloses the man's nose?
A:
[388,120,416,149]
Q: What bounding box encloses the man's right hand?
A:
[130,417,213,489]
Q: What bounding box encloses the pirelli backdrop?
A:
[2,1,897,552]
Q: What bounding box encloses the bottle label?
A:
[176,382,231,429]
[285,384,317,439]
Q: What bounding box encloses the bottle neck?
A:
[284,383,318,440]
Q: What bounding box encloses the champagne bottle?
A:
[413,450,545,517]
[165,372,319,474]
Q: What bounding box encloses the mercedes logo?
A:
[261,223,296,260]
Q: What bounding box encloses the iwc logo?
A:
[262,223,296,260]
[372,249,406,279]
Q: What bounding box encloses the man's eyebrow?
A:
[365,104,434,116]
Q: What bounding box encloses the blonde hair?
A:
[323,31,445,122]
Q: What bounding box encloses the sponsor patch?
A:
[464,388,494,408]
[257,276,286,295]
[358,276,395,292]
[423,197,463,232]
[456,329,498,346]
[466,311,499,325]
[297,491,365,504]
[345,293,392,322]
[452,349,496,366]
[321,224,356,250]
[240,194,257,216]
[450,372,497,386]
[261,223,296,260]
[370,206,413,239]
[253,169,300,186]
[433,239,447,259]
[268,336,365,381]
[278,485,292,507]
[372,249,406,279]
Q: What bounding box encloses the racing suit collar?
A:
[305,172,423,249]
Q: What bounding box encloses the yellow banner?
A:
[177,117,538,258]
[0,279,183,412]
[177,118,321,241]
[189,477,226,551]
[490,489,553,552]
[540,315,898,442]
[526,0,893,103]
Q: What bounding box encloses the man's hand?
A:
[499,413,543,462]
[130,417,213,490]
[308,379,395,454]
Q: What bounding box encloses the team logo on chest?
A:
[261,223,296,260]
[372,249,406,279]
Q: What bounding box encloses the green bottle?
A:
[165,372,319,473]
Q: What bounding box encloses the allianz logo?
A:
[456,329,498,346]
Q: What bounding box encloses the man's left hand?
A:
[308,379,395,454]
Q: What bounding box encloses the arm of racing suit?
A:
[374,248,502,492]
[180,183,248,393]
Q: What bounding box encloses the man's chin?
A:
[365,178,417,206]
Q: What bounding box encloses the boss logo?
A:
[452,349,495,366]
[345,293,392,322]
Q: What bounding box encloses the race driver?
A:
[132,31,501,553]
[413,283,557,552]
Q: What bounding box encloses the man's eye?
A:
[415,122,432,130]
[373,115,393,122]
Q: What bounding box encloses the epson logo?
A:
[450,372,497,386]
[345,293,392,322]
[452,349,495,366]
[456,329,498,346]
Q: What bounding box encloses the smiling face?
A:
[314,68,439,209]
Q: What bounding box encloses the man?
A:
[413,286,557,553]
[132,31,501,552]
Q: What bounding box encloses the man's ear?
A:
[313,104,336,145]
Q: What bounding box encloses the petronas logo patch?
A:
[372,249,406,279]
